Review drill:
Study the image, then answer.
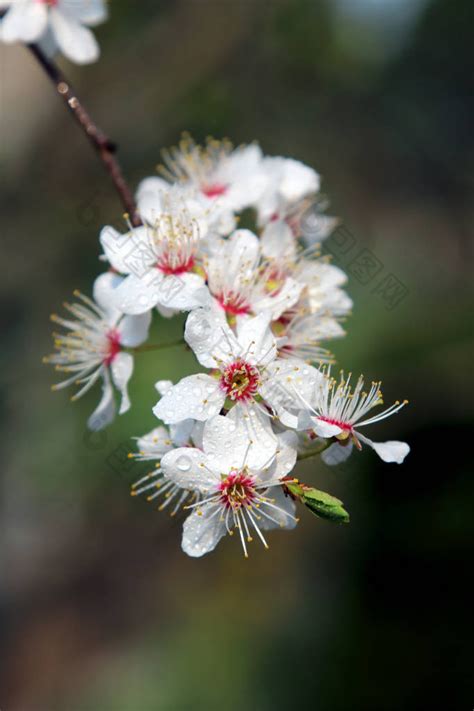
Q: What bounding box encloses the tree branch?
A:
[28,43,141,227]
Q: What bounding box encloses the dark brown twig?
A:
[28,43,141,227]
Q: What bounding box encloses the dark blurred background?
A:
[1,0,473,709]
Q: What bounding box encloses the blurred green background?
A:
[1,0,473,709]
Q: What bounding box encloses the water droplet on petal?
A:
[176,455,191,472]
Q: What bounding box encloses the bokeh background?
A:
[1,1,473,709]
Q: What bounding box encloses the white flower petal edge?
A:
[110,351,133,415]
[46,278,150,430]
[153,373,225,424]
[181,507,227,558]
[50,6,99,65]
[357,435,410,464]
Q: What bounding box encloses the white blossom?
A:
[256,156,320,226]
[153,306,324,431]
[0,0,107,64]
[160,414,299,557]
[294,369,410,464]
[44,272,150,430]
[205,228,303,321]
[99,192,210,316]
[157,134,267,215]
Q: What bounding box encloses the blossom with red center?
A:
[100,195,209,316]
[44,273,151,431]
[293,368,410,464]
[157,134,267,213]
[154,306,324,434]
[205,229,303,322]
[220,360,261,402]
[160,415,299,557]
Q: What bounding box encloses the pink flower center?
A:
[156,255,195,276]
[218,471,256,510]
[104,329,121,365]
[220,359,260,402]
[201,182,228,198]
[38,0,58,6]
[216,291,251,316]
[318,415,353,432]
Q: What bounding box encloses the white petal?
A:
[170,419,195,447]
[261,359,323,427]
[260,220,295,260]
[252,277,303,321]
[266,431,298,480]
[258,487,298,531]
[156,303,177,319]
[301,260,348,290]
[50,7,99,64]
[156,273,210,312]
[87,374,115,431]
[160,448,219,492]
[99,225,152,274]
[92,271,123,317]
[62,0,108,26]
[312,419,343,438]
[201,411,275,474]
[279,158,320,203]
[227,404,278,471]
[235,312,277,366]
[155,380,173,396]
[112,272,163,315]
[118,311,151,347]
[136,176,169,205]
[185,307,239,368]
[136,426,173,458]
[110,351,134,415]
[181,508,226,558]
[1,2,47,43]
[321,441,353,466]
[153,374,225,424]
[226,229,260,273]
[358,435,410,464]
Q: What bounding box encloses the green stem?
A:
[129,339,186,354]
[297,439,333,461]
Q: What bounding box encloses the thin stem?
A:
[27,43,141,227]
[130,339,186,354]
[297,439,333,461]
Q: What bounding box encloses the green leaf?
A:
[286,482,350,524]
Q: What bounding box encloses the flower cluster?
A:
[46,135,410,557]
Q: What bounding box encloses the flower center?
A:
[218,471,256,510]
[201,182,228,198]
[104,329,121,365]
[156,254,195,276]
[38,0,58,5]
[215,291,251,316]
[220,359,260,402]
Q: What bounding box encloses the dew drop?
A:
[176,455,191,472]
